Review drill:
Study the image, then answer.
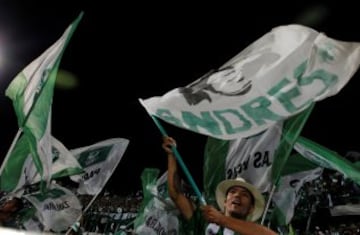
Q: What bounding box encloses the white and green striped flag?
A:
[24,183,82,233]
[4,13,83,188]
[70,138,129,195]
[141,24,360,140]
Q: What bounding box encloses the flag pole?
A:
[261,184,276,225]
[138,99,206,205]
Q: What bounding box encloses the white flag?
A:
[272,164,322,225]
[224,123,282,192]
[70,138,129,195]
[140,24,360,139]
[24,183,82,233]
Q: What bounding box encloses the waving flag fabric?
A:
[31,136,84,183]
[0,136,83,194]
[24,183,82,233]
[134,169,180,235]
[271,154,323,226]
[140,24,360,140]
[0,134,36,193]
[203,104,313,206]
[270,134,360,226]
[70,138,129,195]
[4,13,83,187]
[294,136,360,185]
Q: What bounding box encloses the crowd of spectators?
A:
[0,152,359,234]
[76,165,360,234]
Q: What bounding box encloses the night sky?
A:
[0,1,360,194]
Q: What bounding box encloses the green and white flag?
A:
[140,24,360,140]
[134,169,180,235]
[204,123,282,199]
[24,183,82,233]
[271,136,360,226]
[0,136,83,194]
[5,13,83,187]
[0,134,36,194]
[271,154,323,226]
[294,136,360,185]
[203,104,313,206]
[70,138,129,195]
[33,136,84,182]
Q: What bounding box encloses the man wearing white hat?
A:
[162,136,277,235]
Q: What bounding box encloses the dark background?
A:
[0,1,360,195]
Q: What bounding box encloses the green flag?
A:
[0,134,35,193]
[271,103,314,185]
[294,136,360,185]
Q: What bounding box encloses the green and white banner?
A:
[294,136,360,185]
[0,136,83,194]
[140,24,360,140]
[5,13,83,187]
[33,136,83,182]
[24,183,82,233]
[205,123,282,195]
[70,138,129,195]
[203,105,313,206]
[271,154,323,225]
[0,134,36,193]
[134,169,180,235]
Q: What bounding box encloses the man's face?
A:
[223,186,254,219]
[207,67,251,95]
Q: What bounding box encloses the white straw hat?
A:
[215,177,265,222]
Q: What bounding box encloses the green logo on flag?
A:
[77,145,112,167]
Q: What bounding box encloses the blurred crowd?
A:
[0,152,359,234]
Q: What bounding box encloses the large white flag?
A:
[70,138,129,195]
[140,24,360,140]
[4,13,83,186]
[24,183,82,233]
